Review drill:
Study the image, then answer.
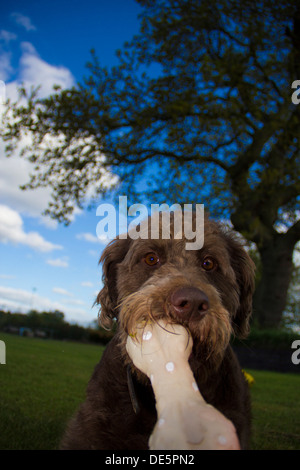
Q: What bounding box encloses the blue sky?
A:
[0,0,142,325]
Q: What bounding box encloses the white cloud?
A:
[52,287,73,296]
[0,141,58,228]
[0,30,17,80]
[0,204,62,252]
[0,51,13,81]
[62,298,85,306]
[0,41,75,228]
[77,232,100,243]
[46,257,69,268]
[2,41,74,102]
[0,285,34,308]
[52,287,86,308]
[88,249,99,257]
[0,285,95,324]
[81,281,94,288]
[1,42,118,230]
[18,42,74,97]
[0,43,75,224]
[11,13,36,32]
[77,231,110,244]
[0,30,17,43]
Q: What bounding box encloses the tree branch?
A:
[117,147,229,172]
[229,101,294,183]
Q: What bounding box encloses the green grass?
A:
[0,332,103,450]
[0,332,299,450]
[249,369,300,450]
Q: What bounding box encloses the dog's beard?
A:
[118,283,232,369]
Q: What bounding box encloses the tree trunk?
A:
[252,233,295,329]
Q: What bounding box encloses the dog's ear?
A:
[226,234,256,338]
[96,237,131,329]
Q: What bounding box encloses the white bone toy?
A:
[126,320,240,450]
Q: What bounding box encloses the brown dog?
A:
[61,213,255,450]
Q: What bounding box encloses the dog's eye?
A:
[143,252,160,267]
[202,257,216,271]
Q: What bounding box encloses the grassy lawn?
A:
[249,369,300,450]
[0,332,103,450]
[0,332,299,450]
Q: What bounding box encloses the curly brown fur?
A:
[61,214,255,450]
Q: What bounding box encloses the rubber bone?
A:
[126,320,240,450]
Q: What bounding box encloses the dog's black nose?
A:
[170,287,209,320]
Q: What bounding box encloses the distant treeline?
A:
[1,309,299,350]
[0,309,115,345]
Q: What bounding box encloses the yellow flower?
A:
[242,370,255,387]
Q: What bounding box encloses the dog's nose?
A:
[170,287,209,320]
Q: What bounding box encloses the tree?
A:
[1,0,300,329]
